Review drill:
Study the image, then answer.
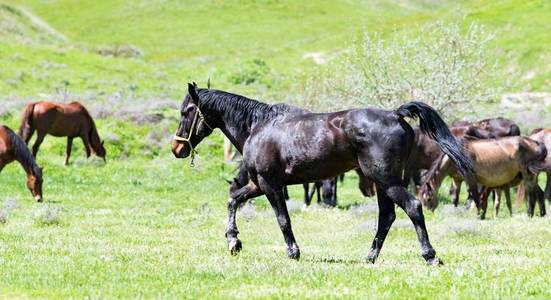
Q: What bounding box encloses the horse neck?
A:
[201,93,270,154]
[89,122,102,151]
[217,125,249,154]
[12,145,37,178]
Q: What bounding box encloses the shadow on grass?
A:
[305,257,363,265]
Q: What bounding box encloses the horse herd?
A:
[1,82,549,265]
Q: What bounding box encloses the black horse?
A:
[172,83,474,265]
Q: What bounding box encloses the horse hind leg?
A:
[366,184,396,264]
[226,181,263,255]
[31,133,46,158]
[384,184,441,265]
[493,189,502,219]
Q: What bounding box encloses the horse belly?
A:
[48,116,82,137]
[475,162,519,187]
[283,154,356,184]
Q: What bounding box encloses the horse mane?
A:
[4,126,41,177]
[193,89,291,131]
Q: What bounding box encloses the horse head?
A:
[172,83,215,161]
[27,165,43,202]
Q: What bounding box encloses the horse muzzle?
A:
[171,140,191,158]
[35,195,43,202]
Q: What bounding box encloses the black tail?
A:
[18,102,35,143]
[396,101,474,181]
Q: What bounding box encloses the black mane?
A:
[190,89,291,131]
[4,126,41,177]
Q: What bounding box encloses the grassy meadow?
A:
[1,0,551,298]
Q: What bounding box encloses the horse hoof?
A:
[426,257,443,266]
[228,238,242,256]
[287,246,300,260]
[366,251,378,264]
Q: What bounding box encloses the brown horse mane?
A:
[4,125,41,177]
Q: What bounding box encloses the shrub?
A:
[227,58,272,86]
[33,204,62,226]
[299,21,499,118]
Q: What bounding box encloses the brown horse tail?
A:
[18,102,36,143]
[516,183,525,208]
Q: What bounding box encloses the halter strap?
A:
[173,106,213,167]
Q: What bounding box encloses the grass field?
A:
[1,0,551,298]
[1,114,551,298]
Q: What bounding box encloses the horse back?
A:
[32,101,92,137]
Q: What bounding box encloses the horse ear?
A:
[188,83,200,105]
[207,77,211,89]
[192,82,198,88]
[101,140,105,146]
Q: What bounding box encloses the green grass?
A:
[1,0,551,298]
[1,113,551,298]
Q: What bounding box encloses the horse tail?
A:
[516,183,525,207]
[396,101,475,181]
[510,124,521,136]
[18,102,36,143]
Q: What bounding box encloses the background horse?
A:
[0,125,43,202]
[19,101,106,165]
[172,83,474,265]
[407,118,520,206]
[419,136,547,218]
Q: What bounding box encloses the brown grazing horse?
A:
[0,125,43,202]
[19,101,106,165]
[173,83,474,265]
[419,136,547,218]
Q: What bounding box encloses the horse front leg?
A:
[493,189,502,219]
[80,133,91,158]
[452,178,462,207]
[258,176,300,259]
[226,181,263,255]
[504,187,513,217]
[536,185,546,217]
[303,183,311,205]
[64,137,73,166]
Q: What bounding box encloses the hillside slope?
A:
[0,0,549,101]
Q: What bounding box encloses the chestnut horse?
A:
[172,83,473,265]
[0,125,43,202]
[19,101,106,165]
